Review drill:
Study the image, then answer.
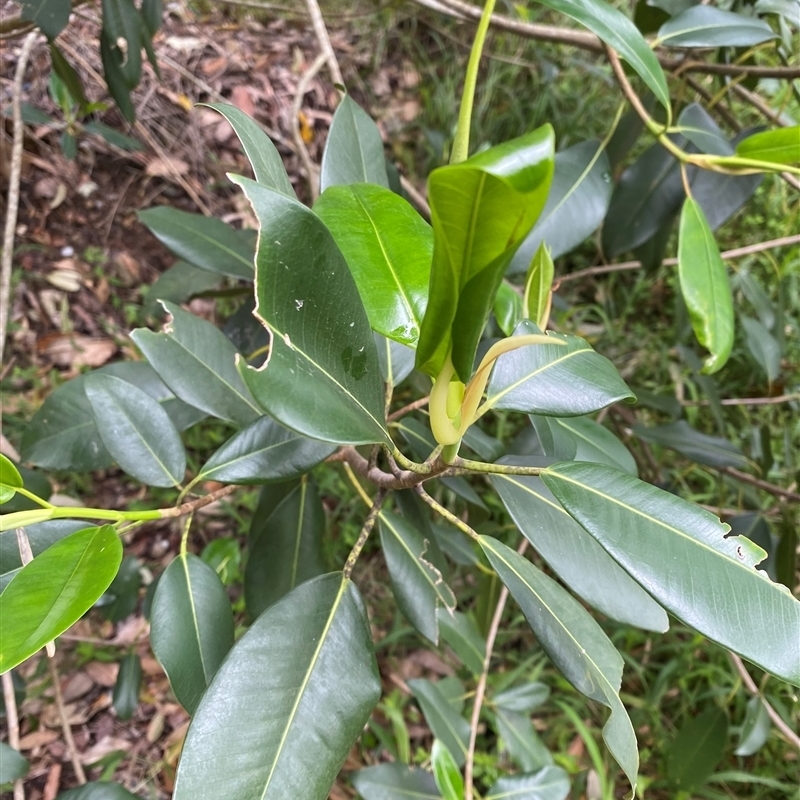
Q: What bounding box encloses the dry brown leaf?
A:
[85,660,119,687]
[43,761,62,800]
[231,85,255,118]
[146,156,190,178]
[62,671,94,702]
[37,333,117,369]
[46,269,82,292]
[79,735,132,764]
[19,729,60,750]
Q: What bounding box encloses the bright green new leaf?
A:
[173,573,381,800]
[632,419,749,469]
[314,183,432,347]
[494,707,552,772]
[408,678,471,767]
[0,741,28,783]
[0,454,22,505]
[523,244,554,330]
[320,95,390,191]
[0,525,122,673]
[437,609,486,675]
[53,782,143,799]
[480,536,639,789]
[665,707,728,792]
[492,466,668,632]
[84,374,186,488]
[244,477,327,618]
[138,207,255,280]
[431,739,464,800]
[510,140,613,269]
[131,301,261,427]
[204,102,295,196]
[678,198,734,374]
[150,553,234,714]
[112,653,142,721]
[658,5,778,47]
[231,176,390,445]
[487,766,571,800]
[482,321,634,418]
[735,126,800,165]
[416,127,555,382]
[351,763,440,800]
[197,416,336,484]
[494,281,524,337]
[541,461,800,686]
[379,510,456,644]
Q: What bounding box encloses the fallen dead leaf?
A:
[146,156,190,179]
[61,671,94,703]
[231,85,255,118]
[37,333,117,369]
[43,761,62,800]
[85,661,119,687]
[79,735,132,764]
[46,269,82,292]
[19,729,60,750]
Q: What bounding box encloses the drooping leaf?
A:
[487,766,571,800]
[494,281,524,337]
[492,465,668,631]
[204,102,295,196]
[49,43,88,112]
[735,697,771,757]
[131,301,261,427]
[138,207,255,280]
[101,0,144,88]
[230,176,390,445]
[494,708,553,772]
[416,127,555,382]
[244,477,327,618]
[510,140,613,269]
[658,5,778,47]
[536,0,669,110]
[740,315,782,382]
[735,126,800,165]
[408,678,471,767]
[150,553,234,714]
[84,373,186,487]
[197,416,336,484]
[320,95,390,191]
[0,525,122,673]
[431,739,464,800]
[173,573,381,800]
[632,419,749,468]
[665,707,728,792]
[436,608,486,675]
[140,0,162,36]
[100,30,135,123]
[379,510,456,644]
[314,184,432,346]
[0,741,28,783]
[351,763,440,800]
[112,653,142,721]
[480,536,639,789]
[55,782,143,800]
[541,461,800,686]
[483,321,634,418]
[494,682,550,714]
[678,197,734,374]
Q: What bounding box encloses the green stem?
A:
[391,447,432,474]
[414,486,481,542]
[451,0,497,164]
[0,506,162,533]
[12,486,55,509]
[452,457,548,477]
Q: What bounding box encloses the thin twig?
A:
[1,32,37,366]
[400,174,431,218]
[48,654,87,784]
[2,670,24,800]
[414,485,481,541]
[464,538,528,799]
[305,0,344,87]
[291,51,328,201]
[728,653,800,753]
[387,395,431,421]
[719,467,800,504]
[161,483,240,518]
[681,393,800,407]
[343,489,388,578]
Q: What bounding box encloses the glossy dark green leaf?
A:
[112,653,142,721]
[676,104,733,156]
[493,281,524,337]
[665,707,728,791]
[510,140,613,269]
[735,696,771,756]
[0,741,28,783]
[487,767,570,800]
[142,260,221,319]
[416,127,555,382]
[690,158,762,233]
[100,31,135,123]
[741,315,781,382]
[602,137,684,257]
[150,553,234,714]
[736,126,800,165]
[56,782,143,800]
[320,95,389,191]
[530,415,637,475]
[376,333,416,387]
[198,416,336,484]
[462,426,504,462]
[18,0,70,38]
[21,376,113,471]
[173,573,381,799]
[379,511,456,644]
[204,102,295,195]
[99,555,141,622]
[138,207,255,280]
[483,321,634,418]
[408,678,470,767]
[633,419,749,469]
[131,301,261,427]
[84,373,185,487]
[480,536,638,789]
[49,43,88,112]
[542,461,800,686]
[244,477,327,618]
[494,682,550,714]
[437,609,486,675]
[492,465,667,631]
[231,176,390,445]
[431,739,463,800]
[0,454,22,504]
[537,0,668,109]
[141,0,161,35]
[0,525,122,673]
[658,6,778,47]
[83,121,143,151]
[315,184,432,347]
[351,763,440,800]
[678,197,734,374]
[494,708,552,772]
